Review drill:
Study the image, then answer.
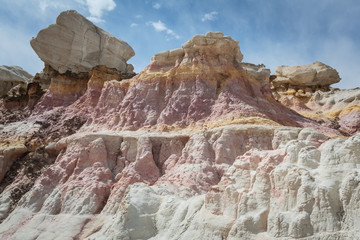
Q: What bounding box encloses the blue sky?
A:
[0,0,359,89]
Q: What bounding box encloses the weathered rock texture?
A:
[0,66,32,97]
[242,62,270,87]
[30,10,135,74]
[275,88,360,135]
[68,32,336,135]
[0,12,359,240]
[0,126,359,239]
[242,62,272,97]
[272,61,341,97]
[270,61,359,135]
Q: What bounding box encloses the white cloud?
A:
[34,0,116,23]
[135,14,143,18]
[18,0,115,23]
[16,0,79,15]
[153,3,161,9]
[39,1,60,12]
[147,20,180,39]
[85,0,116,23]
[87,16,104,23]
[201,11,218,22]
[148,20,167,32]
[130,23,138,27]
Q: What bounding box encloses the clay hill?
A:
[0,10,359,240]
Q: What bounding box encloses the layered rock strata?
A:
[0,10,359,240]
[242,62,272,96]
[242,63,270,87]
[270,62,359,134]
[76,32,337,135]
[275,88,360,135]
[0,127,359,239]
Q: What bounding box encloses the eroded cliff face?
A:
[271,62,360,135]
[0,10,359,240]
[1,126,359,240]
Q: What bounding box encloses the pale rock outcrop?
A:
[242,63,271,94]
[77,32,336,136]
[146,32,243,73]
[242,63,270,86]
[274,61,340,88]
[1,126,359,239]
[1,25,359,240]
[147,48,185,72]
[182,32,243,66]
[0,66,32,97]
[270,62,359,133]
[30,10,135,74]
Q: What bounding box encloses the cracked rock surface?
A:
[0,10,359,240]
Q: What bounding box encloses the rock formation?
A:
[272,62,341,95]
[31,10,135,74]
[242,62,272,96]
[270,62,359,135]
[0,66,32,97]
[0,66,41,124]
[0,10,359,240]
[275,87,360,135]
[73,32,337,134]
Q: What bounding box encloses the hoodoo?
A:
[30,10,135,75]
[0,10,359,240]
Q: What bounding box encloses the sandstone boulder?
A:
[30,10,135,74]
[0,66,32,97]
[274,61,340,87]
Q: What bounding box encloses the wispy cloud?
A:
[38,1,69,13]
[12,0,78,17]
[85,0,116,23]
[9,0,116,23]
[147,20,180,39]
[1,0,359,88]
[201,11,218,22]
[153,3,161,9]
